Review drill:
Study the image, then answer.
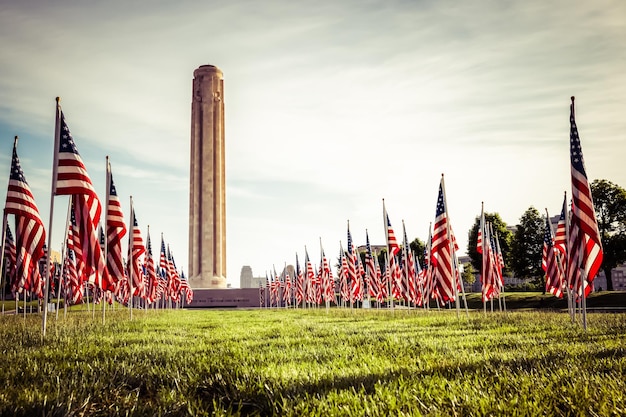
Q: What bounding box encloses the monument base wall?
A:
[187,288,261,308]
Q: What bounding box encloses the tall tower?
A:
[189,65,226,288]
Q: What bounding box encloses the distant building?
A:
[239,266,267,289]
[594,265,626,291]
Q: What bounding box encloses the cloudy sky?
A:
[1,0,624,287]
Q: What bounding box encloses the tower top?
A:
[194,65,223,78]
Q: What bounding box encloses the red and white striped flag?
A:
[567,97,603,297]
[295,253,304,305]
[144,228,159,303]
[63,219,83,305]
[3,223,17,289]
[105,165,126,284]
[553,194,567,256]
[4,139,46,295]
[542,213,564,298]
[365,230,379,300]
[383,201,400,257]
[431,176,456,302]
[128,207,146,297]
[54,109,112,290]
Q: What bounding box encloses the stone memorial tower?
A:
[188,65,226,288]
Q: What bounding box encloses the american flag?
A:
[295,253,304,306]
[493,227,504,289]
[5,140,46,295]
[128,208,146,297]
[431,177,455,302]
[383,202,400,256]
[144,229,159,304]
[282,269,292,305]
[481,223,500,302]
[159,235,170,299]
[346,225,356,296]
[390,253,403,301]
[179,270,193,305]
[69,197,85,284]
[365,231,379,299]
[402,221,414,302]
[106,170,126,283]
[339,249,350,303]
[3,223,17,289]
[168,247,181,302]
[63,221,83,305]
[477,204,484,255]
[542,214,564,298]
[347,226,363,302]
[320,248,334,303]
[305,248,316,304]
[567,98,603,297]
[375,254,385,303]
[488,227,502,299]
[55,111,100,198]
[271,266,280,307]
[265,272,272,307]
[405,248,418,304]
[553,194,567,256]
[54,109,111,290]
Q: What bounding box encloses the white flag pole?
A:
[42,98,62,338]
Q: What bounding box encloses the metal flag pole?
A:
[42,98,62,338]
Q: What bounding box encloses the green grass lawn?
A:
[0,308,624,416]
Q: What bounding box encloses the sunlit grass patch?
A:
[0,308,624,415]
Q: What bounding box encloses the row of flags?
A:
[262,98,604,313]
[1,101,193,328]
[261,176,466,309]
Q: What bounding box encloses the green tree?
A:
[467,212,512,275]
[461,262,476,286]
[409,237,426,268]
[590,179,626,291]
[510,207,544,285]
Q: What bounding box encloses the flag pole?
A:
[42,98,62,338]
